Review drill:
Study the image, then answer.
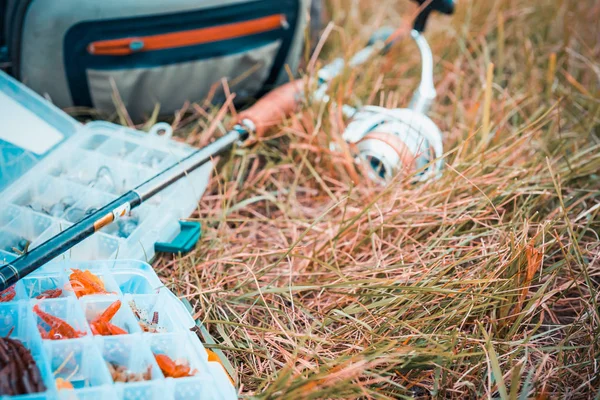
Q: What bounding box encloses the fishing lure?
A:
[55,378,74,390]
[107,362,152,382]
[0,286,16,302]
[0,337,46,395]
[33,304,86,340]
[89,300,127,336]
[154,354,197,378]
[129,300,165,333]
[68,269,110,297]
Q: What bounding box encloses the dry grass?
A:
[146,0,600,398]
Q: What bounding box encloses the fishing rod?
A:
[0,0,454,291]
[0,30,397,291]
[0,128,247,290]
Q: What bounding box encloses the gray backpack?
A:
[1,0,313,120]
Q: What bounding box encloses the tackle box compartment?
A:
[0,260,236,400]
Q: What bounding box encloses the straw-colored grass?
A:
[149,0,599,398]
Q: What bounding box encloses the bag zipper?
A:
[87,14,287,56]
[63,0,300,108]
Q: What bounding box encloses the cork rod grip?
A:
[238,80,304,136]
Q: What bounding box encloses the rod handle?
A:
[237,80,304,136]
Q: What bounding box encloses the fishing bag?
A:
[0,0,311,120]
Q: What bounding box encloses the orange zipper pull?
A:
[87,14,284,56]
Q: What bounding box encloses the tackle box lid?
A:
[0,71,80,192]
[0,70,211,263]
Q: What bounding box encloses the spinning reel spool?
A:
[342,0,454,183]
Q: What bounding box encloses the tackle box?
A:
[0,70,212,263]
[0,72,237,398]
[0,259,237,400]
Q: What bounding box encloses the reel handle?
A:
[237,80,304,137]
[411,0,455,32]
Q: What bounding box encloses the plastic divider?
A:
[79,134,110,151]
[126,147,169,169]
[172,376,215,400]
[97,334,164,390]
[115,381,169,400]
[0,301,26,339]
[110,265,163,295]
[62,233,120,262]
[64,189,117,224]
[47,149,156,196]
[97,139,139,161]
[0,204,21,228]
[9,176,90,219]
[58,385,120,399]
[21,270,71,299]
[28,222,71,254]
[0,209,54,254]
[43,337,112,389]
[0,249,17,264]
[206,362,238,400]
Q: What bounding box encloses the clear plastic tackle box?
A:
[0,260,237,400]
[0,72,236,399]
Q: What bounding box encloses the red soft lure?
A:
[33,304,85,340]
[0,286,16,302]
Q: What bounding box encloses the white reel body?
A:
[343,106,443,182]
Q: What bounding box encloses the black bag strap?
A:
[2,0,33,75]
[0,0,5,43]
[0,0,7,67]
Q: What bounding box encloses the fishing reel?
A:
[335,0,454,183]
[343,104,444,182]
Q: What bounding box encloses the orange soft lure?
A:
[89,300,127,336]
[33,304,85,340]
[68,269,110,297]
[154,354,196,378]
[55,378,74,390]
